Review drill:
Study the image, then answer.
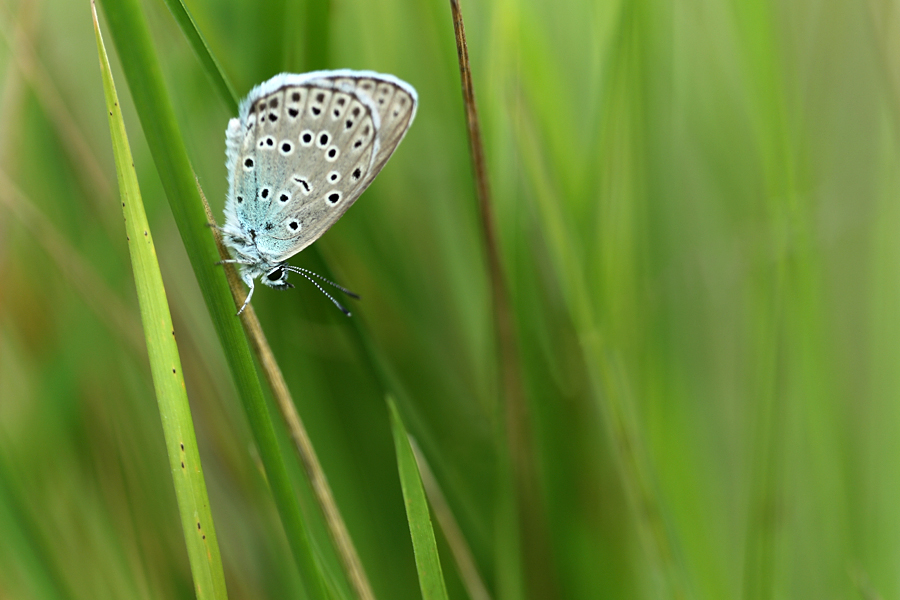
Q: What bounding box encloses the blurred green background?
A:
[1,0,899,597]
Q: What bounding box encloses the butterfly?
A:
[218,70,417,315]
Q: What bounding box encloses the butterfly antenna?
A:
[287,268,353,316]
[285,266,361,299]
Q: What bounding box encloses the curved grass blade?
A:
[92,4,227,598]
[93,1,328,597]
[388,396,450,600]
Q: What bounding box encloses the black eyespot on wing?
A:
[352,167,362,180]
[266,137,274,146]
[353,140,362,148]
[244,158,254,168]
[261,188,270,199]
[327,147,337,159]
[301,131,313,144]
[269,98,278,108]
[280,193,289,202]
[281,142,292,153]
[237,195,244,203]
[345,119,353,129]
[311,106,321,116]
[268,113,278,122]
[292,92,300,102]
[289,221,299,230]
[316,92,325,102]
[288,108,299,117]
[319,132,329,146]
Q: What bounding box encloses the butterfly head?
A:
[262,265,294,290]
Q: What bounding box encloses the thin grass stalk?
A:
[154,5,382,596]
[92,4,227,596]
[199,188,376,600]
[447,0,558,596]
[93,0,328,595]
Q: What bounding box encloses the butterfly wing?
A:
[224,71,417,264]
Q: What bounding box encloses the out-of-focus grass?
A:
[2,0,900,598]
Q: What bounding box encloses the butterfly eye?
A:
[266,267,285,282]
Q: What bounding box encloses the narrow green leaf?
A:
[158,0,238,110]
[388,396,450,600]
[93,0,328,597]
[91,3,227,598]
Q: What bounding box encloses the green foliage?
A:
[0,0,898,598]
[92,5,227,597]
[388,396,450,600]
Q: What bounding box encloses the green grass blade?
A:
[158,0,238,110]
[93,0,328,597]
[157,6,386,599]
[92,4,227,598]
[387,397,449,600]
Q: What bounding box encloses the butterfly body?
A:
[221,70,417,312]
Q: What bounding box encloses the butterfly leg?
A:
[236,279,255,316]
